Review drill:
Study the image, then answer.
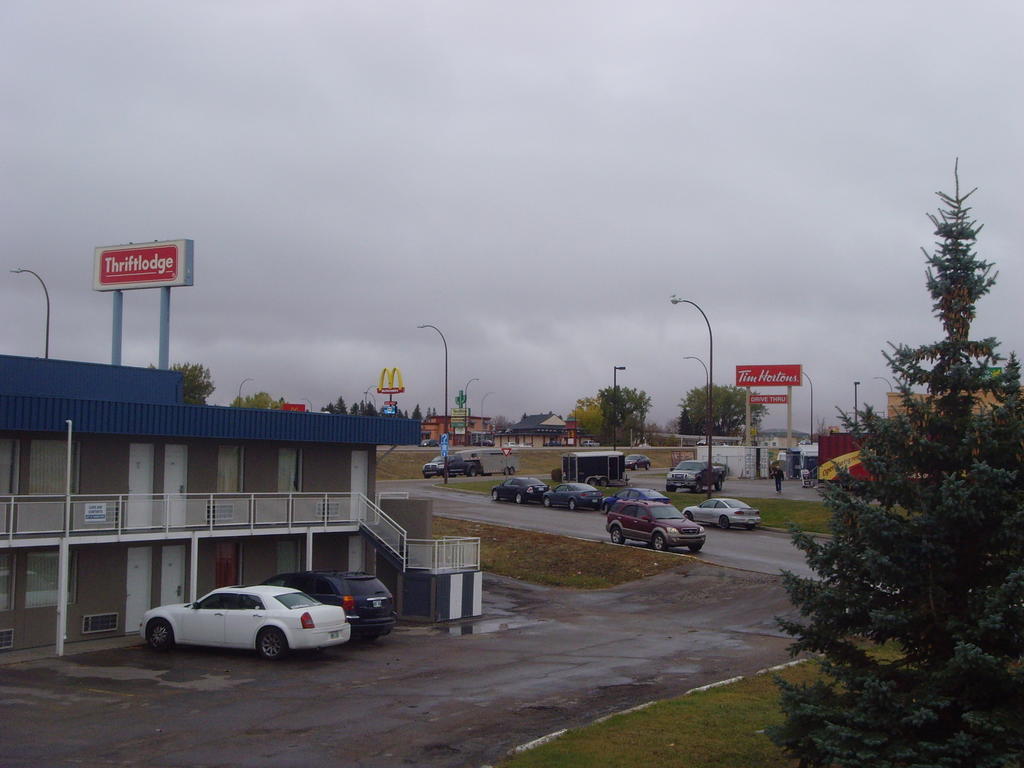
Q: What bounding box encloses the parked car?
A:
[420,439,439,447]
[141,585,350,660]
[580,439,599,447]
[665,460,727,493]
[422,455,447,478]
[491,476,550,504]
[263,571,397,639]
[600,486,671,512]
[682,497,762,530]
[624,454,652,471]
[542,483,603,511]
[606,500,706,552]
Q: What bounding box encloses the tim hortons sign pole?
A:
[737,364,802,447]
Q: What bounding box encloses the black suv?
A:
[263,571,396,640]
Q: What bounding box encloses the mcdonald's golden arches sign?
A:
[377,367,405,395]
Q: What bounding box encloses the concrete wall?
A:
[380,498,434,539]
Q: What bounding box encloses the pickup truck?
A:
[665,460,726,493]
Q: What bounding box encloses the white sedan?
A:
[682,497,762,530]
[140,585,351,660]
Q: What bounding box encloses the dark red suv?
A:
[606,500,706,552]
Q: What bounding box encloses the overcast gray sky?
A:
[2,1,1021,432]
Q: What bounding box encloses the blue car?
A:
[542,483,604,511]
[601,486,671,511]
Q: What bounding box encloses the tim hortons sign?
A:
[750,393,789,405]
[94,239,194,291]
[735,364,802,387]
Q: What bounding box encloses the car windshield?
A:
[674,461,704,471]
[429,456,442,463]
[343,577,390,596]
[651,505,685,520]
[638,489,666,498]
[273,591,321,609]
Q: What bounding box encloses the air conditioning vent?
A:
[0,628,13,650]
[82,613,118,634]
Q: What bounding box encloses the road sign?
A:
[501,447,512,456]
[440,433,449,456]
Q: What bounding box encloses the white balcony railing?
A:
[0,492,479,573]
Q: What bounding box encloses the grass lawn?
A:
[497,661,817,768]
[432,516,690,589]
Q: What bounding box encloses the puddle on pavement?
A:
[442,617,545,636]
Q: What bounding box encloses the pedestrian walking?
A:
[772,466,784,494]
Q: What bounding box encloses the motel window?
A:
[0,439,17,494]
[28,440,79,495]
[216,446,243,492]
[0,553,11,611]
[277,448,301,493]
[24,551,77,608]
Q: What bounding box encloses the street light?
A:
[671,296,714,498]
[612,366,626,453]
[803,370,814,440]
[874,376,894,391]
[464,377,479,440]
[481,391,494,437]
[854,380,861,429]
[236,377,254,404]
[683,356,709,386]
[418,324,449,484]
[11,268,50,359]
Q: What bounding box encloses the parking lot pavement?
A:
[0,565,799,768]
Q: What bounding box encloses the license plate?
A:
[329,630,340,639]
[370,599,382,608]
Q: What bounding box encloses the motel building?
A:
[0,354,481,655]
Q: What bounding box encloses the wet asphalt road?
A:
[1,567,799,767]
[381,472,821,578]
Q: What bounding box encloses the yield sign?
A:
[501,447,512,456]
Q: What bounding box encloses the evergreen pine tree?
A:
[770,168,1024,767]
[412,404,423,421]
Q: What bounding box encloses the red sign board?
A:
[501,447,513,456]
[735,364,802,387]
[93,239,194,291]
[282,403,307,412]
[750,393,789,405]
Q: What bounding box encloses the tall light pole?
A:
[236,377,253,405]
[481,392,494,435]
[671,296,714,498]
[612,366,626,453]
[874,375,893,417]
[464,377,479,440]
[803,370,814,440]
[11,268,50,359]
[853,380,861,430]
[418,324,449,484]
[683,356,709,440]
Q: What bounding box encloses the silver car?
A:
[682,497,761,530]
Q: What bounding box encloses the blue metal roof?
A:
[0,354,181,404]
[0,394,421,445]
[0,355,419,445]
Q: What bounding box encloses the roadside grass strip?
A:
[496,660,817,768]
[433,517,691,589]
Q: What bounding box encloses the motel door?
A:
[214,541,239,588]
[127,443,154,528]
[163,445,188,526]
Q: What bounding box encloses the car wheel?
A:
[257,627,289,660]
[683,510,694,521]
[145,618,174,651]
[467,466,478,477]
[715,480,723,491]
[568,498,577,511]
[651,532,667,551]
[543,497,552,507]
[491,489,499,501]
[609,526,624,545]
[515,492,524,504]
[687,543,704,553]
[718,515,731,530]
[666,485,675,493]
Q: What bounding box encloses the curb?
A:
[497,658,810,763]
